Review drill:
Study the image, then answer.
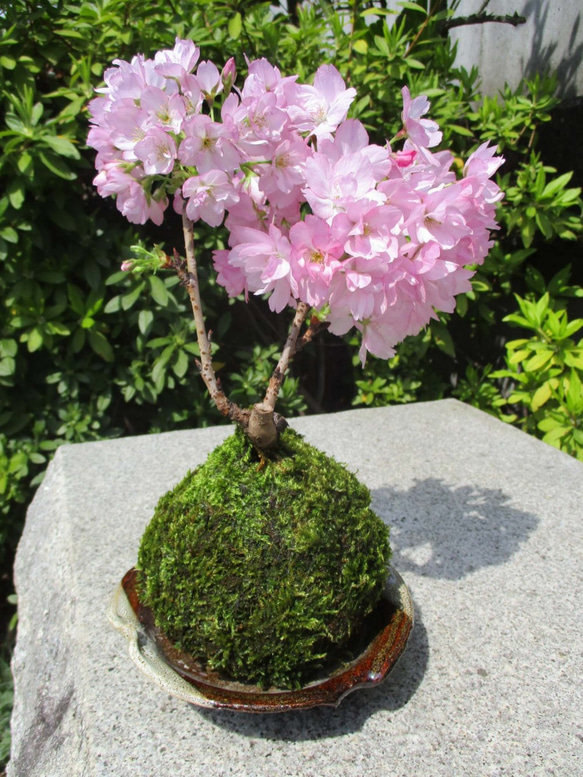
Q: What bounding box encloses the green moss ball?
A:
[137,428,391,689]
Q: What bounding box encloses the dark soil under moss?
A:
[137,428,391,689]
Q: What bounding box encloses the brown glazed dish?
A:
[116,566,414,713]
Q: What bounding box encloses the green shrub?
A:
[328,3,583,459]
[0,0,336,561]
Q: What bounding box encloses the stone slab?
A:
[9,399,583,776]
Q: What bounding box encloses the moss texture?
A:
[137,428,391,689]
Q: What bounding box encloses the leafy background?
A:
[0,0,582,767]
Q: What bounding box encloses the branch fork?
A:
[180,213,313,450]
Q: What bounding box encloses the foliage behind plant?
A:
[1,0,582,566]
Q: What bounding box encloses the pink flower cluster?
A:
[88,38,504,362]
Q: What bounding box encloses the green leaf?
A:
[149,275,169,306]
[106,270,129,285]
[524,350,553,372]
[0,226,18,244]
[564,319,583,338]
[138,309,154,335]
[508,349,529,365]
[121,284,143,310]
[404,58,425,70]
[566,370,583,411]
[541,171,573,199]
[152,359,167,389]
[521,218,535,248]
[173,349,189,378]
[541,426,570,445]
[88,330,114,362]
[353,39,368,55]
[538,416,562,432]
[0,56,17,70]
[103,296,122,314]
[42,135,80,159]
[373,36,390,56]
[431,323,456,358]
[67,284,86,316]
[564,351,583,369]
[8,178,24,212]
[0,357,16,377]
[17,151,34,176]
[360,7,397,15]
[397,1,427,12]
[4,113,26,133]
[535,211,553,238]
[456,294,468,317]
[534,292,550,324]
[228,12,242,40]
[38,151,76,180]
[31,102,44,126]
[27,328,43,353]
[71,328,85,353]
[0,340,17,358]
[531,382,552,411]
[449,124,474,137]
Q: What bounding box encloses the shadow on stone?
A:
[372,479,539,580]
[196,599,429,741]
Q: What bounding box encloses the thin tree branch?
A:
[263,301,310,412]
[296,317,330,353]
[179,213,249,428]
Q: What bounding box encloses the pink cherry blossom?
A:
[258,138,309,196]
[197,61,223,100]
[134,128,177,175]
[154,37,200,79]
[303,150,383,220]
[88,41,504,364]
[179,114,241,173]
[407,184,470,249]
[118,180,167,225]
[288,65,356,140]
[289,215,344,307]
[401,86,442,148]
[140,87,185,133]
[182,170,239,226]
[242,58,297,105]
[213,249,247,297]
[228,225,297,313]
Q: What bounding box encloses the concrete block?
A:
[449,0,583,98]
[9,400,583,776]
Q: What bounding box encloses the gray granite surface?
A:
[9,399,583,776]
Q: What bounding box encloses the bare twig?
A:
[296,317,330,353]
[263,301,310,412]
[180,213,249,428]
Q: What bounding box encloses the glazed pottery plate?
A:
[108,567,414,712]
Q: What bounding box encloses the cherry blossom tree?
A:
[88,38,504,450]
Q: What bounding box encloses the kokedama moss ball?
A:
[137,428,391,689]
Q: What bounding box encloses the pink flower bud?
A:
[221,58,237,94]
